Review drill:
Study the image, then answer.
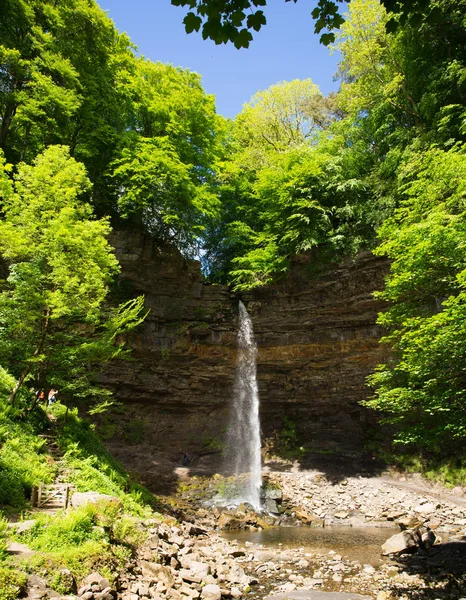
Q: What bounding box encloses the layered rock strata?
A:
[100,231,389,482]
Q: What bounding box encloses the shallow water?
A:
[222,525,399,566]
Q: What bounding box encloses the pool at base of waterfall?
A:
[222,525,400,567]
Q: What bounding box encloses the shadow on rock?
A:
[388,541,466,599]
[295,451,387,482]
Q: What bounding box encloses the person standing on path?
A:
[47,388,57,406]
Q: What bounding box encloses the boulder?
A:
[140,561,175,587]
[6,541,34,555]
[381,530,420,555]
[201,584,221,600]
[82,572,110,591]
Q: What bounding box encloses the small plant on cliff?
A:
[279,417,299,453]
[203,436,225,453]
[124,418,146,445]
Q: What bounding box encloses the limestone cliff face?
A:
[100,231,389,470]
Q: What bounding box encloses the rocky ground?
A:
[17,465,466,600]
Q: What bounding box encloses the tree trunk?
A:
[0,103,18,150]
[9,308,50,405]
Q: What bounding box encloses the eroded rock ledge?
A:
[100,231,389,485]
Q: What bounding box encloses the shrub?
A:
[0,566,27,600]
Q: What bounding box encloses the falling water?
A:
[227,300,262,508]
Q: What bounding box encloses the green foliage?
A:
[0,146,146,403]
[280,416,298,452]
[20,500,147,585]
[365,145,466,452]
[124,418,146,445]
[204,79,377,288]
[0,515,8,560]
[202,436,224,453]
[0,393,55,509]
[172,0,435,48]
[173,0,353,47]
[1,0,222,251]
[0,566,27,600]
[51,403,156,515]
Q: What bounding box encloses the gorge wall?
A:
[99,231,389,485]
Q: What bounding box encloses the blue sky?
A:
[98,0,341,119]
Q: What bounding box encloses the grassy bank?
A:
[0,396,162,600]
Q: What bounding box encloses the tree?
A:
[0,146,146,405]
[333,0,466,153]
[108,59,221,252]
[365,145,466,452]
[203,79,375,288]
[171,0,434,48]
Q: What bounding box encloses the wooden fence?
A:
[31,483,74,509]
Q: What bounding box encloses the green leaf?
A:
[183,12,202,33]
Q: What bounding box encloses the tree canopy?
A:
[0,146,146,405]
[2,0,466,456]
[171,0,434,48]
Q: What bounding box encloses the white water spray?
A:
[227,300,262,508]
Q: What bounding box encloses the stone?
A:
[70,492,119,509]
[263,499,280,513]
[201,585,222,600]
[421,529,437,549]
[94,590,114,600]
[381,530,420,555]
[226,565,249,586]
[297,559,309,568]
[6,541,34,555]
[229,550,246,558]
[138,585,150,597]
[80,594,94,600]
[140,562,175,587]
[414,502,436,514]
[78,585,91,596]
[9,519,36,534]
[295,510,315,524]
[189,561,211,579]
[184,523,208,537]
[261,487,283,500]
[179,569,202,584]
[83,573,110,591]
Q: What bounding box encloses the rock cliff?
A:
[99,231,389,485]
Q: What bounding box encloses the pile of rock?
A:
[77,572,117,600]
[115,519,257,600]
[216,504,276,531]
[271,472,466,532]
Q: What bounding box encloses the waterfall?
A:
[227,300,262,508]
